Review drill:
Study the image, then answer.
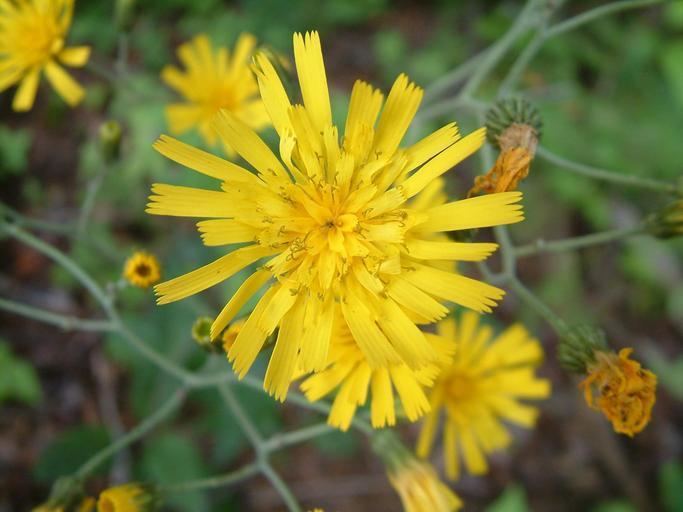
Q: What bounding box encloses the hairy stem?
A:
[514,224,646,258]
[76,387,186,478]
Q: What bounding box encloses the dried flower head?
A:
[123,251,161,289]
[0,0,90,111]
[580,348,657,437]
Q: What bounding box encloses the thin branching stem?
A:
[0,298,114,332]
[514,224,646,258]
[218,383,264,448]
[162,462,261,494]
[538,146,676,194]
[508,277,567,334]
[76,387,187,478]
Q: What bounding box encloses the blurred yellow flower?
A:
[148,31,524,401]
[221,317,246,352]
[162,33,269,155]
[123,251,161,289]
[417,312,550,480]
[580,348,656,437]
[389,458,461,512]
[97,483,158,512]
[301,311,454,430]
[0,0,90,111]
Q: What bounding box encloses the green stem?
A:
[76,387,186,478]
[113,319,196,384]
[2,223,114,314]
[161,462,260,494]
[497,28,547,97]
[0,298,114,332]
[537,146,676,194]
[259,462,302,512]
[459,0,540,98]
[0,201,73,235]
[545,0,664,40]
[514,224,645,258]
[261,423,333,453]
[77,163,109,239]
[508,277,567,334]
[218,383,264,447]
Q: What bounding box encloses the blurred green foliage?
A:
[0,341,42,405]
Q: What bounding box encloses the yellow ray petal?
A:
[153,135,261,184]
[343,80,383,157]
[252,52,292,135]
[164,104,204,135]
[299,295,335,372]
[293,31,331,132]
[146,184,239,218]
[44,60,84,106]
[390,365,431,421]
[213,110,289,183]
[328,379,359,431]
[418,191,524,232]
[405,239,498,261]
[228,285,279,377]
[370,368,396,428]
[197,218,257,246]
[404,264,505,313]
[12,68,40,112]
[210,269,271,339]
[386,277,449,323]
[403,123,460,173]
[377,298,435,367]
[444,421,461,480]
[373,74,423,159]
[400,127,485,199]
[154,245,274,304]
[58,46,90,67]
[459,426,488,475]
[264,296,305,401]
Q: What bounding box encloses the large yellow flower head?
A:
[417,312,550,480]
[0,0,90,111]
[147,31,524,400]
[162,33,269,155]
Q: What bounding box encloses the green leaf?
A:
[487,485,530,512]
[138,433,210,512]
[660,461,683,512]
[33,426,111,483]
[312,426,359,458]
[0,342,42,406]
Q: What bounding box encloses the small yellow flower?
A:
[221,317,246,352]
[301,312,454,431]
[123,251,161,289]
[417,312,550,480]
[148,30,525,402]
[161,33,269,155]
[0,0,90,111]
[97,483,158,512]
[389,459,462,512]
[580,348,657,437]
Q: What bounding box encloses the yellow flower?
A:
[0,0,90,111]
[417,312,550,480]
[162,33,269,155]
[301,310,454,431]
[123,251,161,289]
[580,348,656,437]
[147,31,525,401]
[389,459,462,512]
[97,483,158,512]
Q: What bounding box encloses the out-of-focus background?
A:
[1,1,683,511]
